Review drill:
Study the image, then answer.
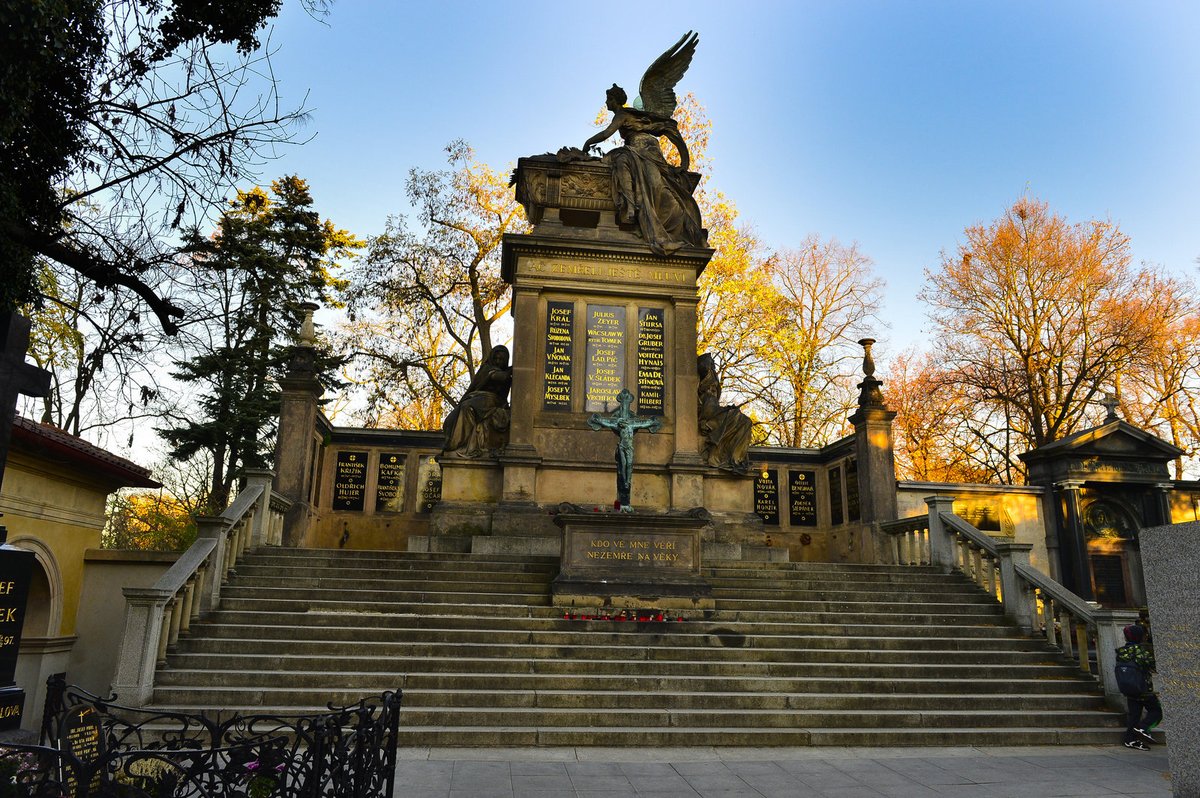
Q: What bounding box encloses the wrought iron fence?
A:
[0,676,399,797]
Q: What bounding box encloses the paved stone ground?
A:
[394,745,1173,797]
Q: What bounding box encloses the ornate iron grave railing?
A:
[0,676,399,797]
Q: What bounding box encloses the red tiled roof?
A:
[10,416,160,488]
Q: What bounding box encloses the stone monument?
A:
[430,31,763,559]
[1138,521,1200,796]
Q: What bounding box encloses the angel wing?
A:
[635,31,699,117]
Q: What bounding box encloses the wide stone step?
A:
[155,658,1088,683]
[710,599,1002,614]
[709,587,995,603]
[168,643,1061,666]
[232,572,554,590]
[704,573,982,588]
[396,706,1115,730]
[399,689,1109,712]
[220,586,551,604]
[149,673,1097,707]
[213,597,1005,625]
[193,611,1032,640]
[397,672,1097,695]
[183,622,1044,655]
[388,725,1123,747]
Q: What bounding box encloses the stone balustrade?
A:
[880,495,1140,709]
[111,470,287,705]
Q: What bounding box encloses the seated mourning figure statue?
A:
[697,353,752,472]
[441,345,513,458]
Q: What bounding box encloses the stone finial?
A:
[858,338,877,378]
[1101,393,1120,423]
[855,337,885,408]
[286,302,321,378]
[299,302,319,348]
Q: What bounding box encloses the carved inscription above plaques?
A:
[332,451,368,511]
[636,307,665,415]
[544,301,574,410]
[375,453,406,513]
[585,304,626,412]
[788,470,817,527]
[755,469,780,526]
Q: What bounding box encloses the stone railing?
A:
[880,495,1140,709]
[112,470,290,706]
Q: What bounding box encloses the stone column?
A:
[242,468,274,548]
[194,516,228,612]
[505,284,541,456]
[994,542,1035,632]
[111,587,172,706]
[1092,608,1143,710]
[669,296,705,509]
[274,304,324,547]
[1153,483,1173,526]
[501,284,542,505]
[847,339,898,523]
[1053,480,1093,600]
[925,495,958,573]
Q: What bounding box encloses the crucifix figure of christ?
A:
[588,388,662,513]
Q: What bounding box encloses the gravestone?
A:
[1138,521,1200,797]
[60,704,105,794]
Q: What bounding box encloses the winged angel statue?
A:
[568,31,706,256]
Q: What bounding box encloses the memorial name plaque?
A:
[62,705,105,793]
[375,453,406,513]
[636,307,665,414]
[0,545,34,686]
[788,470,817,527]
[755,469,780,525]
[585,304,626,412]
[0,542,32,731]
[417,455,442,514]
[829,465,844,526]
[332,451,367,511]
[543,300,574,410]
[846,458,860,522]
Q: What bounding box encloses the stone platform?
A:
[551,511,713,610]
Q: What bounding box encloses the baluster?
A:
[970,546,984,588]
[901,532,911,565]
[225,525,239,578]
[1058,609,1073,659]
[191,566,206,622]
[923,529,932,565]
[1043,596,1057,647]
[156,601,173,665]
[1075,622,1090,673]
[180,579,196,634]
[167,593,185,646]
[982,555,996,598]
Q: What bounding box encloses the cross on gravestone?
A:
[587,388,661,513]
[0,313,51,495]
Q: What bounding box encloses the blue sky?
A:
[263,1,1200,359]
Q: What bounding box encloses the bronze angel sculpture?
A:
[576,31,706,256]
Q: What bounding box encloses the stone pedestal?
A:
[551,512,713,610]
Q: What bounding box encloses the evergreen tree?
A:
[162,176,361,511]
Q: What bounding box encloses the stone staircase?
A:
[148,547,1123,746]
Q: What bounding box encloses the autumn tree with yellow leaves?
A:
[912,197,1195,481]
[341,141,527,428]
